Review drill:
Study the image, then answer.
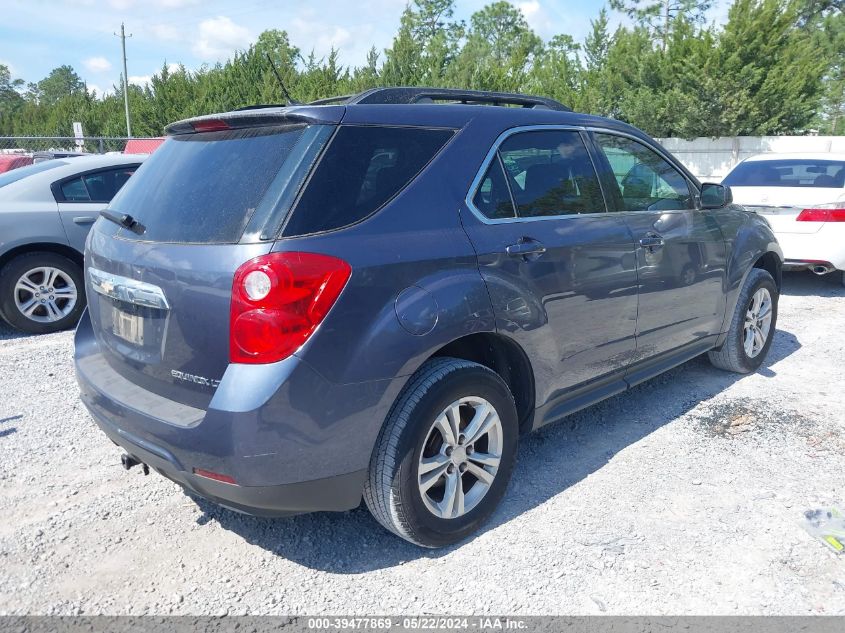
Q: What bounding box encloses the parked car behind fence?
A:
[0,154,146,334]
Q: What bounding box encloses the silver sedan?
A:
[0,154,147,334]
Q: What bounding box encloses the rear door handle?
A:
[506,240,547,259]
[72,216,97,225]
[639,234,665,250]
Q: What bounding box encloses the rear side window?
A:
[498,130,606,217]
[723,159,845,188]
[58,167,138,202]
[61,177,90,201]
[473,157,516,220]
[84,167,137,201]
[109,126,308,243]
[283,125,454,236]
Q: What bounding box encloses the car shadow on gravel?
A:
[780,271,845,297]
[0,321,28,341]
[192,328,801,572]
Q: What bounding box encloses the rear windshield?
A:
[109,126,309,243]
[0,160,68,188]
[282,125,454,236]
[723,159,845,188]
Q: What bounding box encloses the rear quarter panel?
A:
[0,202,69,262]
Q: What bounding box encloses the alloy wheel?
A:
[417,396,503,520]
[13,266,78,323]
[743,287,773,358]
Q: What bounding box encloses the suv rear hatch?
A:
[84,108,339,409]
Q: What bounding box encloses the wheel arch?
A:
[429,332,536,433]
[753,250,782,291]
[0,242,83,273]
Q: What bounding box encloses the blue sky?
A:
[0,0,731,97]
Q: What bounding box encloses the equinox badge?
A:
[171,369,220,388]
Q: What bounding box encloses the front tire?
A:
[0,252,85,334]
[364,358,518,548]
[708,268,778,374]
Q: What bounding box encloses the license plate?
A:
[113,308,144,345]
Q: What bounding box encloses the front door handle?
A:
[72,216,97,225]
[639,233,665,250]
[506,239,546,260]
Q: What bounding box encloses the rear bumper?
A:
[775,229,845,271]
[91,405,366,516]
[74,310,402,516]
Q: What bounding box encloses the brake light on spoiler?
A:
[191,119,231,133]
[796,208,845,222]
[230,252,352,364]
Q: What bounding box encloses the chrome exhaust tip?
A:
[811,265,832,275]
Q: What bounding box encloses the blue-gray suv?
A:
[74,88,783,547]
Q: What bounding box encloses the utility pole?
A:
[114,22,133,137]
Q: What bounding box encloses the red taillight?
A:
[193,468,237,485]
[230,252,351,364]
[796,208,845,222]
[192,119,230,132]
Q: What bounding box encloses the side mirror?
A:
[699,183,733,209]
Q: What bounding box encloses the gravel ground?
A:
[0,272,844,616]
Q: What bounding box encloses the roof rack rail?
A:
[234,104,288,111]
[308,94,356,106]
[340,87,570,111]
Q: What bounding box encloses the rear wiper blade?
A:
[100,210,145,235]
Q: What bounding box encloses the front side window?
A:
[595,133,693,212]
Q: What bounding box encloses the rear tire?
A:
[0,252,85,334]
[708,268,778,374]
[364,358,518,548]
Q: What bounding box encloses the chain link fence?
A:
[0,136,164,157]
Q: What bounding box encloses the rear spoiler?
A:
[165,105,345,135]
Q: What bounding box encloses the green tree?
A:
[610,0,713,49]
[0,64,25,134]
[447,1,542,91]
[714,0,824,134]
[37,65,85,105]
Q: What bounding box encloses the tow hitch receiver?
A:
[120,453,150,475]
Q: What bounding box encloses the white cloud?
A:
[106,0,198,12]
[87,83,114,98]
[128,74,152,87]
[83,56,112,73]
[516,1,552,36]
[155,0,200,7]
[517,0,540,20]
[290,15,369,60]
[150,23,180,41]
[192,16,253,61]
